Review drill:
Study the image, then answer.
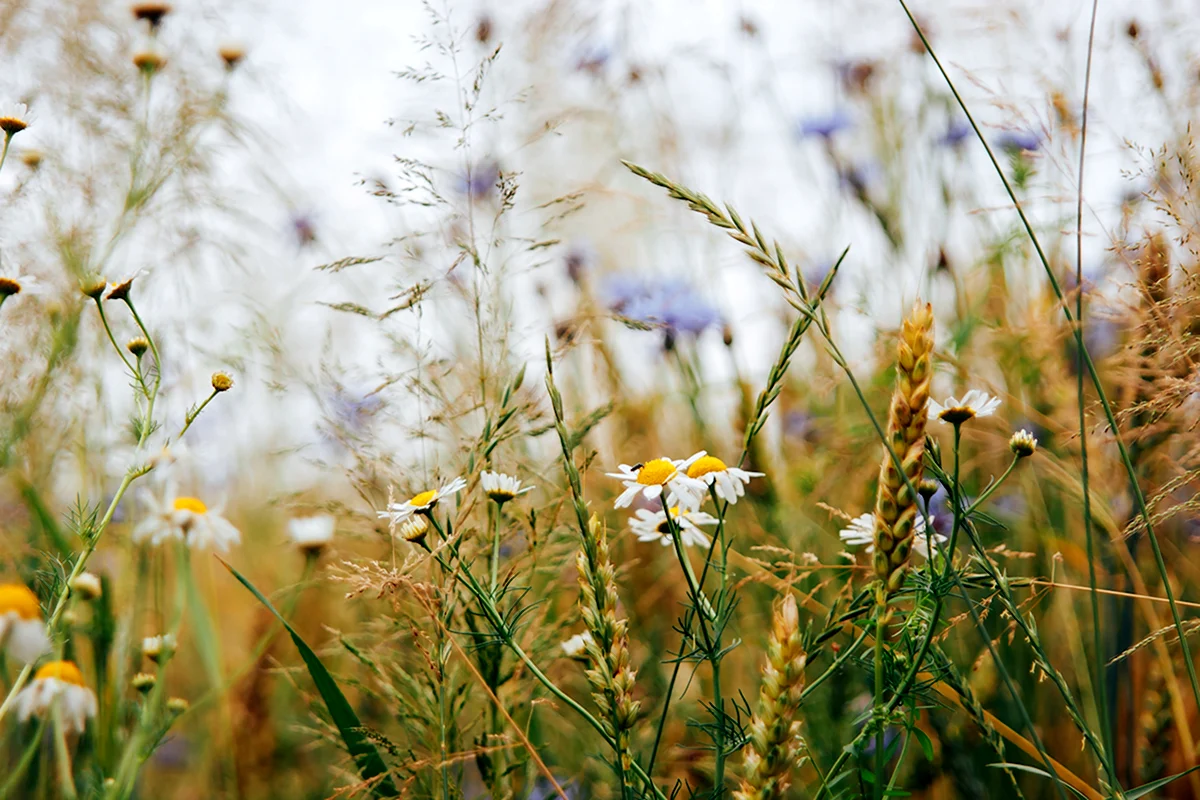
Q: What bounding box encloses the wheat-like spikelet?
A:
[734,593,807,800]
[873,301,934,596]
[576,515,640,777]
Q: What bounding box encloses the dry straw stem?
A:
[735,593,807,800]
[872,302,933,597]
[576,515,640,782]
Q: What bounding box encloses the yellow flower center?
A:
[409,489,438,508]
[635,459,677,486]
[0,583,41,620]
[34,660,86,687]
[686,456,728,479]
[173,496,208,515]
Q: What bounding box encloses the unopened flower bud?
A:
[70,573,103,601]
[211,372,233,392]
[133,50,167,75]
[132,673,156,693]
[131,2,171,28]
[166,697,189,715]
[81,278,107,300]
[127,337,149,357]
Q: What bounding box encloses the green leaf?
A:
[219,558,398,797]
[912,727,934,762]
[1126,765,1200,799]
[987,764,1089,799]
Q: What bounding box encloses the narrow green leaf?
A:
[912,727,934,762]
[1125,765,1200,799]
[219,557,398,797]
[987,764,1089,799]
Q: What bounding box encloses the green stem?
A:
[52,706,77,800]
[0,716,46,797]
[0,133,11,175]
[873,611,886,800]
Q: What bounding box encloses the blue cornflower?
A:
[995,130,1041,153]
[796,110,853,140]
[940,121,973,148]
[602,275,721,340]
[455,161,500,201]
[329,387,384,434]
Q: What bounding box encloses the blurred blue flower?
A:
[575,44,611,73]
[784,410,817,444]
[329,387,384,434]
[290,212,317,248]
[940,121,973,148]
[565,241,593,286]
[796,110,853,140]
[602,274,722,345]
[455,161,500,201]
[995,130,1041,153]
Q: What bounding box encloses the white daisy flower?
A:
[397,515,430,543]
[0,583,50,664]
[131,490,241,553]
[0,101,31,136]
[682,451,764,504]
[14,661,98,733]
[928,389,1001,425]
[1009,429,1038,458]
[480,471,533,504]
[606,458,705,511]
[288,515,336,553]
[838,513,946,560]
[0,272,40,299]
[629,507,719,548]
[378,477,467,524]
[142,633,177,664]
[561,631,594,658]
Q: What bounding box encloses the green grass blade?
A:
[218,557,398,797]
[1125,766,1200,800]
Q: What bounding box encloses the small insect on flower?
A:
[1009,429,1038,458]
[928,389,1001,425]
[378,477,468,524]
[14,661,98,733]
[142,633,177,664]
[0,583,50,664]
[0,101,31,136]
[561,631,594,658]
[682,451,763,504]
[629,507,718,548]
[839,513,946,560]
[606,458,705,511]
[288,515,335,554]
[132,491,242,552]
[480,471,533,505]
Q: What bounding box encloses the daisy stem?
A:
[961,456,1019,518]
[93,298,139,388]
[0,716,45,796]
[124,298,163,443]
[661,504,715,624]
[0,132,11,176]
[488,500,500,595]
[177,389,219,442]
[52,705,78,799]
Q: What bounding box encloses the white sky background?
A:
[4,0,1198,500]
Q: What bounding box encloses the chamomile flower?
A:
[838,513,946,560]
[0,102,31,136]
[629,507,718,548]
[0,272,39,298]
[378,477,467,524]
[142,633,176,664]
[928,389,1001,425]
[287,515,335,554]
[0,583,50,664]
[13,660,98,733]
[397,515,430,543]
[131,490,241,552]
[1009,429,1038,458]
[607,458,705,511]
[480,471,532,504]
[561,631,594,658]
[682,451,764,504]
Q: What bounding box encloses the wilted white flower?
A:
[13,661,98,733]
[606,458,705,511]
[142,633,177,664]
[0,583,50,664]
[838,513,946,560]
[132,490,241,553]
[629,507,718,548]
[682,451,764,504]
[561,631,594,658]
[480,471,532,504]
[928,389,1001,425]
[1009,429,1038,458]
[378,477,467,524]
[288,515,335,553]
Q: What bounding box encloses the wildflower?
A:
[839,513,946,560]
[1009,429,1038,458]
[127,337,150,357]
[455,162,500,201]
[0,583,50,663]
[397,515,430,543]
[683,452,764,504]
[629,507,718,548]
[19,149,41,169]
[796,110,853,140]
[939,121,973,148]
[287,515,335,554]
[218,45,245,70]
[481,471,532,505]
[81,276,108,300]
[142,633,177,664]
[0,275,24,297]
[0,102,30,136]
[133,50,167,75]
[211,372,233,392]
[620,281,722,340]
[70,573,103,601]
[105,271,141,301]
[378,477,467,524]
[166,697,189,715]
[928,389,1001,425]
[606,458,705,511]
[132,673,156,693]
[561,631,594,658]
[132,491,242,552]
[13,661,98,733]
[131,2,171,27]
[995,130,1040,153]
